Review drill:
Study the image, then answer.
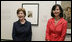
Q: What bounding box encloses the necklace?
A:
[54,16,60,26]
[54,16,60,21]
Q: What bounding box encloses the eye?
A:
[20,13,23,14]
[21,13,22,14]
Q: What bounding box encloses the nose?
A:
[18,13,22,16]
[55,9,57,12]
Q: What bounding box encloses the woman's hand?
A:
[46,40,50,41]
[48,40,50,41]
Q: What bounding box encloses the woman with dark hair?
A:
[45,4,67,41]
[12,8,32,41]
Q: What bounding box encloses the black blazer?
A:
[12,19,32,41]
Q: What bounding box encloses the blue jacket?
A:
[12,19,32,41]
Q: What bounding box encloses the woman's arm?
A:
[58,21,67,41]
[12,22,16,41]
[27,23,32,41]
[45,20,50,41]
[30,23,32,41]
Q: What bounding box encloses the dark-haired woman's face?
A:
[53,6,61,17]
[17,11,25,20]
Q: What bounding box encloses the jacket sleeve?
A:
[45,20,50,41]
[12,22,16,41]
[58,22,67,41]
[28,23,32,41]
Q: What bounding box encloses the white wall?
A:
[1,1,55,41]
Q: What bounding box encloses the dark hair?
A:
[17,8,26,16]
[51,4,63,17]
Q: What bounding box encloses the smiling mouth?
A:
[19,16,23,18]
[55,13,58,14]
[55,12,59,14]
[55,12,58,13]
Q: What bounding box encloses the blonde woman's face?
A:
[17,11,25,20]
[53,6,61,17]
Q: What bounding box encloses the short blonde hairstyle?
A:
[17,8,26,16]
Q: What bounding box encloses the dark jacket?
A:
[12,19,32,41]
